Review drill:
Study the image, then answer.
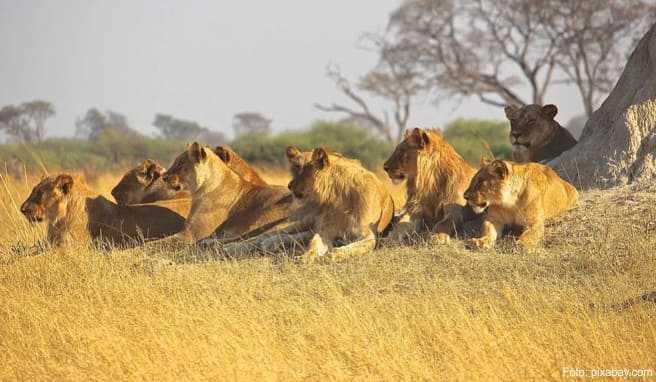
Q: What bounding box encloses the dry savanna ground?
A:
[0,165,654,381]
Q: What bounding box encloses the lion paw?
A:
[468,237,493,250]
[431,233,451,245]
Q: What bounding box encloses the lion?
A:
[383,127,480,242]
[111,146,266,208]
[154,142,293,247]
[505,104,577,163]
[464,159,578,249]
[20,174,186,248]
[238,147,395,262]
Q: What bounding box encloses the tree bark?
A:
[549,23,656,189]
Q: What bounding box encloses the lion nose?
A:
[463,190,472,200]
[511,132,521,138]
[287,181,293,191]
[383,163,390,172]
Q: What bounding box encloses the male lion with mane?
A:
[505,104,577,163]
[20,174,186,248]
[464,159,578,249]
[383,127,480,242]
[240,147,394,262]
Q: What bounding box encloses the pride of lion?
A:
[20,104,580,258]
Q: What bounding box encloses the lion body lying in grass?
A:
[383,128,480,242]
[155,142,294,247]
[20,174,186,248]
[111,146,265,217]
[464,159,578,249]
[237,147,394,262]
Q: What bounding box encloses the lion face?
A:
[286,147,327,199]
[162,142,211,193]
[383,128,429,184]
[21,175,75,223]
[505,104,558,160]
[464,160,511,213]
[111,160,167,205]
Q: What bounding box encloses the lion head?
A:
[21,174,77,224]
[383,128,454,185]
[163,142,221,193]
[505,104,560,161]
[214,145,266,185]
[111,160,172,205]
[285,147,328,200]
[463,159,512,214]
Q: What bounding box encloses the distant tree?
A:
[316,35,428,143]
[232,112,272,136]
[75,109,139,141]
[385,0,655,116]
[153,114,205,140]
[0,100,55,143]
[153,113,226,145]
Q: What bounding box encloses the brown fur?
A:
[464,159,578,249]
[243,147,394,262]
[20,174,186,248]
[112,147,266,207]
[154,142,293,247]
[214,145,267,186]
[505,104,577,163]
[383,128,478,242]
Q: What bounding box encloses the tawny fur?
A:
[505,104,577,163]
[383,128,478,242]
[464,159,578,249]
[242,147,394,262]
[20,174,186,248]
[152,143,294,248]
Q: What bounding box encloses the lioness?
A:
[464,159,578,249]
[243,147,394,262]
[111,146,265,207]
[20,174,186,248]
[156,142,293,245]
[383,128,479,242]
[505,104,577,163]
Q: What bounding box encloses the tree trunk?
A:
[549,23,656,189]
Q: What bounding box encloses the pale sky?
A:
[0,0,584,139]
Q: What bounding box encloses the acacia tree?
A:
[0,100,55,143]
[385,0,655,116]
[316,35,428,143]
[232,112,272,137]
[153,114,226,145]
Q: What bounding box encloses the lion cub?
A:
[20,174,185,248]
[253,147,394,262]
[464,159,578,249]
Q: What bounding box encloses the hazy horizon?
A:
[1,0,586,140]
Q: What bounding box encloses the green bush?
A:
[0,136,185,173]
[443,119,511,165]
[231,121,394,168]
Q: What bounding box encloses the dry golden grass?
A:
[0,168,654,381]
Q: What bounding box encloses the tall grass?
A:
[0,169,654,380]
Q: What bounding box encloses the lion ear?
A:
[188,142,207,163]
[504,105,521,120]
[489,160,509,179]
[56,174,74,195]
[286,146,302,163]
[144,161,162,181]
[409,128,430,148]
[541,104,558,119]
[311,147,329,169]
[480,156,493,167]
[214,146,231,163]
